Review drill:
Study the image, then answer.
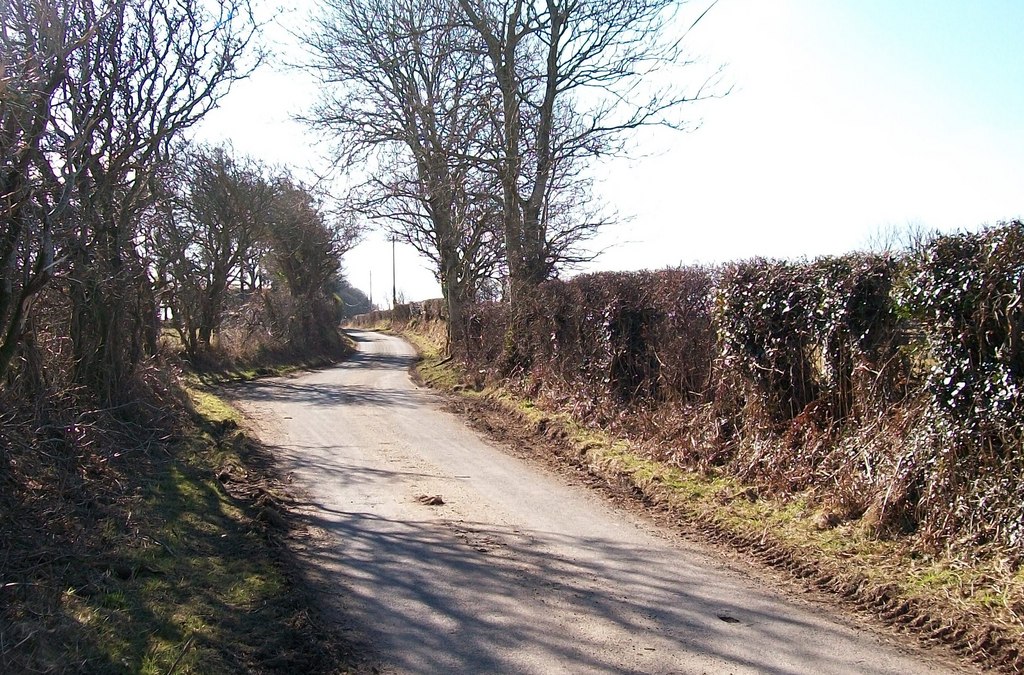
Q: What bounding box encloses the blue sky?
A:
[196,0,1024,304]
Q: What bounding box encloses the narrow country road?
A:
[229,330,962,674]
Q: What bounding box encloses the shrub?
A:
[897,221,1024,551]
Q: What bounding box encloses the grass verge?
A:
[185,333,357,387]
[1,378,353,674]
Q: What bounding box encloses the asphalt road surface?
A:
[230,330,963,674]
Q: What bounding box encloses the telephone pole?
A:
[392,236,398,308]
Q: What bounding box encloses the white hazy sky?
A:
[195,0,1024,306]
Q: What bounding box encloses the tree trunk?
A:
[69,211,154,405]
[443,272,472,359]
[0,174,53,381]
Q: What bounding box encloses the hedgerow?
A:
[463,270,716,429]
[713,254,908,500]
[719,254,900,420]
[896,222,1024,551]
[453,220,1024,559]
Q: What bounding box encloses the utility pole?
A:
[369,271,373,311]
[392,235,398,309]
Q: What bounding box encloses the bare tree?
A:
[354,158,506,330]
[304,0,502,350]
[264,176,359,348]
[41,0,259,402]
[150,143,273,358]
[0,0,89,381]
[458,0,722,300]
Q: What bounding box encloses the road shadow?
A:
[234,379,422,410]
[344,330,376,343]
[286,488,919,674]
[267,450,459,487]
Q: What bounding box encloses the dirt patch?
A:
[432,387,1020,674]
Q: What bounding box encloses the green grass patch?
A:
[1,385,346,674]
[185,385,242,427]
[417,356,462,390]
[67,467,278,672]
[52,393,312,674]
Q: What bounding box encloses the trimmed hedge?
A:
[717,255,899,424]
[465,269,716,423]
[897,223,1024,550]
[456,221,1024,557]
[347,299,448,328]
